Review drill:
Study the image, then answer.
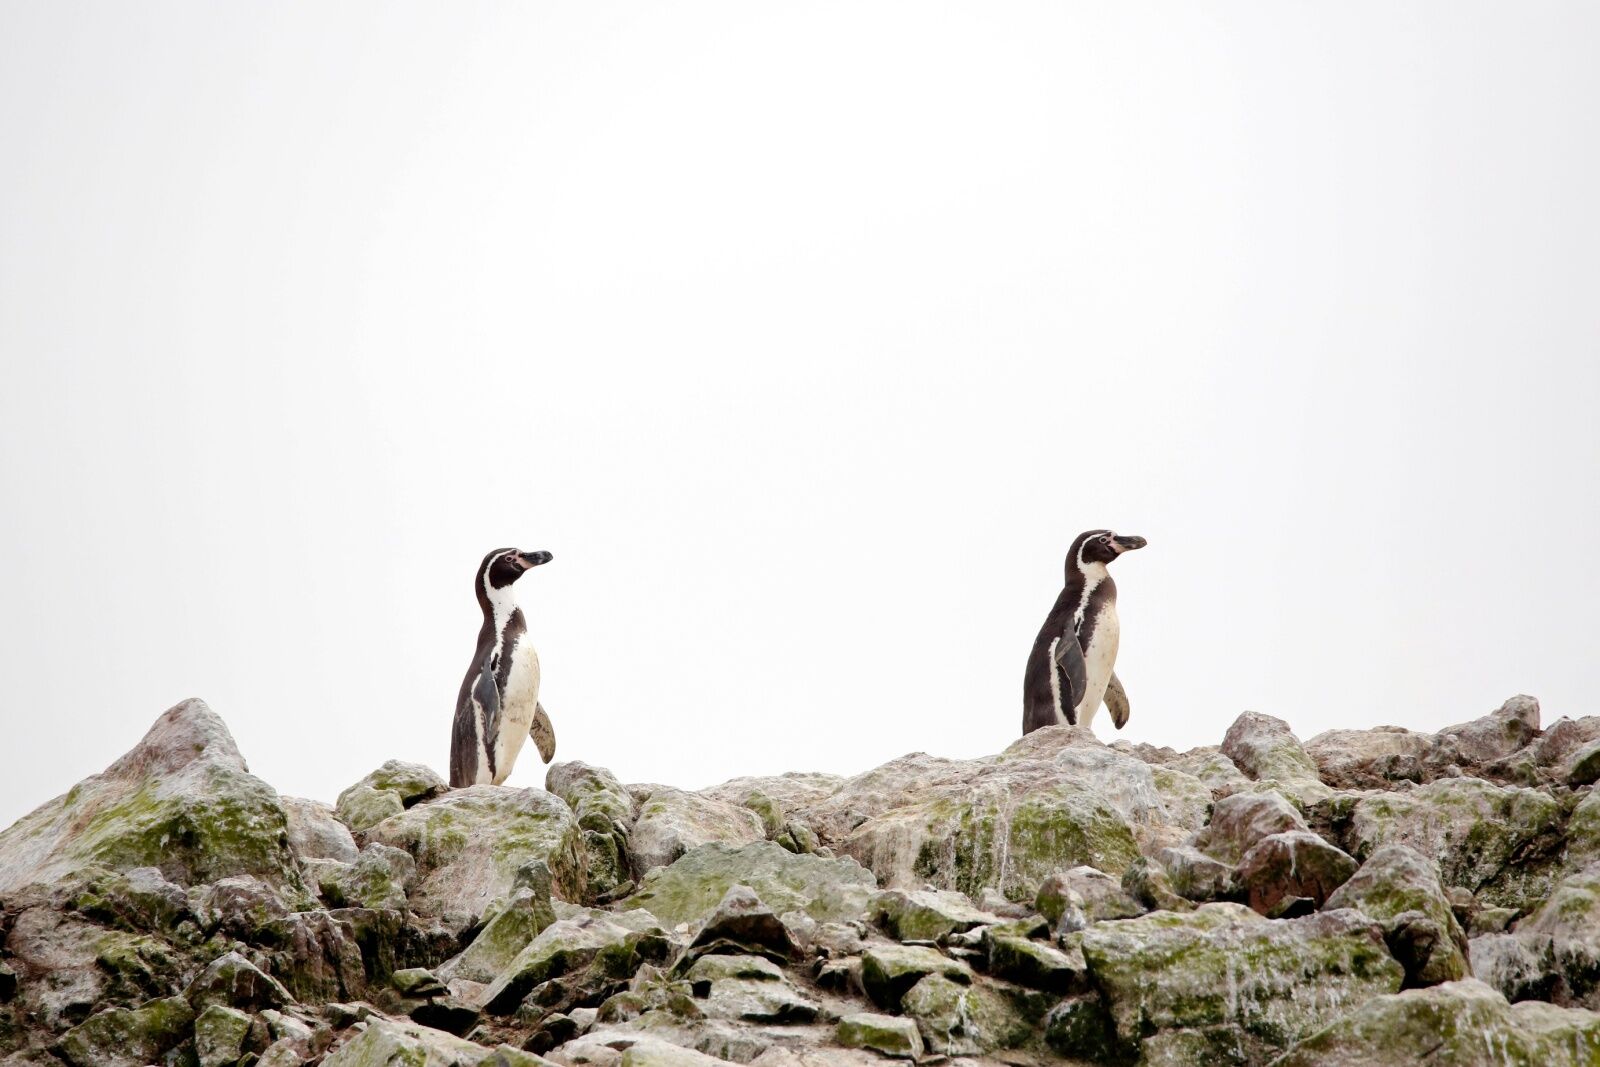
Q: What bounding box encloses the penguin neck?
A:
[1071,561,1109,624]
[480,580,525,651]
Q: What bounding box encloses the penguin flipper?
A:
[1105,671,1131,730]
[1052,631,1088,726]
[530,702,556,764]
[473,665,503,779]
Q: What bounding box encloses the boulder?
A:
[1235,831,1358,916]
[899,973,1041,1057]
[54,996,195,1067]
[1192,791,1308,865]
[1273,978,1600,1067]
[334,761,447,835]
[1433,694,1542,768]
[478,910,673,1015]
[282,798,360,864]
[193,1003,255,1067]
[984,934,1087,993]
[1304,726,1432,789]
[438,886,558,985]
[621,842,876,928]
[835,1013,923,1060]
[628,789,764,876]
[1155,846,1239,904]
[321,1016,548,1066]
[1034,866,1143,929]
[365,785,585,932]
[859,944,971,1011]
[1341,777,1564,909]
[546,763,634,898]
[678,885,796,965]
[1322,844,1469,986]
[1166,748,1252,796]
[1220,712,1323,787]
[1076,903,1402,1062]
[0,700,305,896]
[1567,741,1600,788]
[184,950,295,1012]
[1501,871,1600,1009]
[868,888,1001,943]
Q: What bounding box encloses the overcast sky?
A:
[2,3,1597,830]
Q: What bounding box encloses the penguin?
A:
[450,547,558,787]
[1023,530,1147,736]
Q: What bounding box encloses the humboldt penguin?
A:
[450,547,558,787]
[1023,530,1147,735]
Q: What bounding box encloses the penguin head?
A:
[1070,530,1147,572]
[480,547,554,591]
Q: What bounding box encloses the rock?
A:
[1077,903,1402,1062]
[1220,711,1323,786]
[193,1003,254,1067]
[1035,866,1143,928]
[334,761,447,835]
[410,995,481,1036]
[1273,978,1600,1067]
[1567,741,1600,787]
[622,842,876,927]
[315,844,415,911]
[629,788,764,876]
[479,910,673,1015]
[1323,844,1469,986]
[1236,831,1358,916]
[0,699,306,895]
[899,973,1040,1057]
[1167,748,1252,795]
[1567,790,1600,875]
[194,874,292,939]
[1434,694,1542,767]
[1342,776,1564,909]
[985,933,1087,993]
[698,972,819,1024]
[283,797,360,864]
[185,950,295,1012]
[1122,856,1193,913]
[546,763,634,897]
[836,1012,923,1060]
[859,944,972,1011]
[1304,726,1432,789]
[1471,933,1552,1004]
[322,1016,547,1066]
[55,995,195,1067]
[617,1040,727,1067]
[365,785,585,932]
[1155,845,1239,903]
[66,865,190,934]
[679,885,796,964]
[392,967,449,998]
[1502,871,1600,1009]
[868,888,1001,943]
[254,908,372,1004]
[1149,765,1213,833]
[438,885,558,985]
[1193,791,1308,865]
[1532,716,1600,779]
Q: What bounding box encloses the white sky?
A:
[2,3,1597,830]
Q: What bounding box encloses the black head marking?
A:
[1066,529,1148,576]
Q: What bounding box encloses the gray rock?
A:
[365,785,585,933]
[334,760,447,835]
[184,950,295,1012]
[1471,933,1552,1004]
[1236,830,1357,916]
[546,762,634,897]
[1035,866,1143,927]
[0,699,306,896]
[1273,978,1600,1067]
[868,888,1001,943]
[835,1012,923,1060]
[1155,845,1239,903]
[438,885,558,985]
[859,944,971,1011]
[1304,726,1432,789]
[985,933,1087,992]
[1566,740,1600,787]
[1193,791,1308,865]
[629,788,764,876]
[193,1003,254,1067]
[1502,871,1600,1009]
[621,842,876,927]
[1342,776,1564,910]
[1077,903,1402,1062]
[679,884,796,965]
[478,909,673,1015]
[55,996,195,1067]
[1433,694,1542,767]
[1220,711,1323,786]
[1166,747,1252,795]
[282,797,360,864]
[322,1016,548,1066]
[1323,844,1469,986]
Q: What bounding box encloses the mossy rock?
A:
[1275,978,1600,1067]
[837,1012,923,1060]
[55,996,195,1067]
[843,780,1140,904]
[1345,777,1564,910]
[0,700,306,897]
[860,944,972,1011]
[1324,844,1469,986]
[622,841,877,927]
[365,785,584,933]
[438,886,557,985]
[1078,903,1402,1061]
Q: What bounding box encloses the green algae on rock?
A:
[621,841,876,927]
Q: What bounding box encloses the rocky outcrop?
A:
[4,692,1600,1067]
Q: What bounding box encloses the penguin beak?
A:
[517,550,554,570]
[1112,535,1148,554]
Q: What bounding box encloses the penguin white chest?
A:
[1075,603,1120,729]
[491,638,541,784]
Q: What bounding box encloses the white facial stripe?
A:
[484,553,520,657]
